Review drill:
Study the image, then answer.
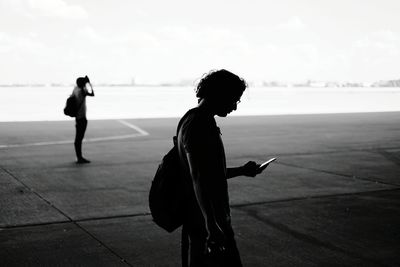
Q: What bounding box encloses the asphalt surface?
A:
[1,112,400,266]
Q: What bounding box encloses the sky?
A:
[1,0,400,84]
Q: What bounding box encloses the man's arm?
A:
[185,152,225,245]
[226,161,262,179]
[226,166,244,178]
[85,84,95,96]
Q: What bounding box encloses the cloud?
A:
[0,0,33,18]
[76,26,104,43]
[1,0,88,19]
[373,30,400,42]
[28,0,88,19]
[154,25,250,53]
[354,30,400,55]
[277,16,307,31]
[0,31,46,54]
[0,32,12,53]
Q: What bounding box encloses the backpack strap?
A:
[174,111,188,145]
[176,113,189,267]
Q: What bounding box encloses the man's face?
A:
[215,93,242,117]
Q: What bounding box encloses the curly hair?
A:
[195,69,247,101]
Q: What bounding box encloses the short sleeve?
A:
[181,115,215,154]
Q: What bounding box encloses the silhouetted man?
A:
[72,76,94,164]
[177,69,265,266]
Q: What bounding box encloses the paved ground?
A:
[1,112,400,266]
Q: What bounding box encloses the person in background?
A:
[72,75,94,164]
[177,69,268,266]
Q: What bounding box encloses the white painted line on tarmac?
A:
[0,120,149,149]
[117,119,149,136]
[0,140,72,148]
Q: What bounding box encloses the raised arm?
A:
[85,83,95,96]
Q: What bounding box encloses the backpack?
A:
[149,131,185,232]
[63,95,79,117]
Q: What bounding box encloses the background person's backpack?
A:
[63,95,79,117]
[149,135,185,233]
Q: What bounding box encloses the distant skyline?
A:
[1,0,400,84]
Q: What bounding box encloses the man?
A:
[72,76,94,164]
[177,69,268,266]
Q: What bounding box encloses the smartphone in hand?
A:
[259,157,276,171]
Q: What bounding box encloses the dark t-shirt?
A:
[177,108,231,230]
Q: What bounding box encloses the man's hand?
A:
[206,223,225,256]
[242,161,262,177]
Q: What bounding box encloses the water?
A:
[1,86,399,122]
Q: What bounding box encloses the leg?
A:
[74,118,89,163]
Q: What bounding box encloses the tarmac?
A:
[1,112,399,266]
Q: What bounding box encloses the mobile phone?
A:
[259,157,276,170]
